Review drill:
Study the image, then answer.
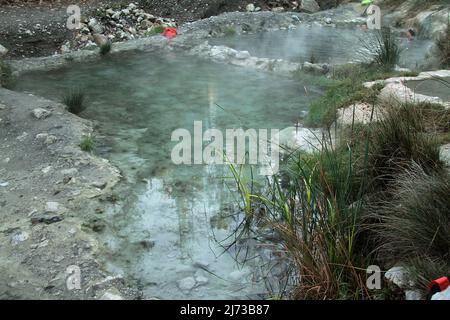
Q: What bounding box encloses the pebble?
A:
[11,231,29,245]
[45,201,60,213]
[177,277,196,292]
[32,108,51,119]
[195,275,209,286]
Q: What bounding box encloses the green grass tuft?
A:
[79,134,95,152]
[99,41,112,56]
[0,59,15,88]
[62,88,86,114]
[223,26,237,36]
[304,63,418,127]
[146,25,165,36]
[361,27,401,70]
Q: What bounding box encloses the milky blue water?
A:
[15,49,322,299]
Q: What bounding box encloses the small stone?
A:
[272,7,285,13]
[177,277,196,292]
[32,108,51,119]
[44,135,58,145]
[235,51,251,60]
[53,255,65,263]
[0,181,9,187]
[88,18,104,34]
[0,44,8,56]
[45,202,60,213]
[385,266,410,288]
[61,168,78,177]
[42,166,52,174]
[100,288,124,300]
[91,181,107,189]
[36,133,58,145]
[195,276,209,286]
[246,4,255,12]
[17,132,28,141]
[11,231,29,245]
[405,290,422,300]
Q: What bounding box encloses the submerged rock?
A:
[100,288,124,300]
[177,277,196,292]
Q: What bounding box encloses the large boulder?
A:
[409,7,449,40]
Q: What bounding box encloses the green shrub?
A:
[99,41,112,56]
[146,25,165,36]
[79,134,95,152]
[228,135,374,299]
[304,63,418,127]
[361,27,401,70]
[0,59,14,88]
[63,88,86,114]
[223,26,236,36]
[363,103,443,191]
[227,99,448,300]
[368,164,450,295]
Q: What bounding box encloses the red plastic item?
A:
[163,27,177,39]
[429,276,450,292]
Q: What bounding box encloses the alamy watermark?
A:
[366,5,382,30]
[66,265,81,290]
[366,265,382,290]
[66,5,81,30]
[171,121,280,175]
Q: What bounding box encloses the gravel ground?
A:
[0,0,337,58]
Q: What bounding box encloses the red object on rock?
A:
[163,27,177,39]
[429,276,450,292]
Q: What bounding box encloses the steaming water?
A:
[406,77,450,102]
[211,25,433,69]
[14,50,322,299]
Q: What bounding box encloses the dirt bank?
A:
[0,87,139,299]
